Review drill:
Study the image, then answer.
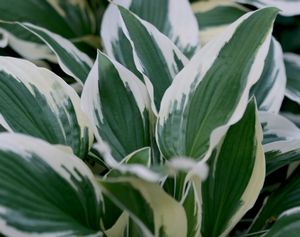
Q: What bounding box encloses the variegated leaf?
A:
[157,8,277,160]
[98,176,187,237]
[261,112,300,144]
[192,0,248,45]
[0,133,102,237]
[237,0,300,16]
[19,23,93,84]
[0,0,98,59]
[124,218,143,237]
[0,25,55,62]
[100,147,152,233]
[249,166,300,233]
[104,213,129,237]
[251,38,286,113]
[102,0,198,63]
[101,3,141,79]
[162,161,207,237]
[121,147,152,166]
[104,147,162,183]
[0,56,93,158]
[284,53,300,105]
[192,0,283,113]
[201,99,265,237]
[100,194,123,235]
[100,147,164,235]
[264,207,300,237]
[109,6,189,112]
[193,2,285,113]
[81,51,151,161]
[260,112,300,175]
[182,177,202,237]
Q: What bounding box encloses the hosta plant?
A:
[0,0,299,237]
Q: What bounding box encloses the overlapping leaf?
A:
[249,166,300,233]
[251,38,286,113]
[264,207,300,237]
[0,57,93,158]
[104,6,189,112]
[102,0,198,67]
[98,176,187,237]
[182,177,202,237]
[0,133,102,237]
[260,112,300,174]
[193,0,286,113]
[103,147,162,182]
[157,8,277,160]
[19,23,94,84]
[201,99,265,237]
[193,2,286,113]
[161,164,207,237]
[101,3,141,79]
[81,51,151,161]
[192,0,248,45]
[99,146,167,236]
[237,0,300,16]
[0,0,98,59]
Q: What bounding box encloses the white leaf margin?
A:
[157,9,274,162]
[20,22,94,84]
[81,50,151,144]
[102,4,189,114]
[102,0,199,57]
[0,56,94,150]
[0,133,102,237]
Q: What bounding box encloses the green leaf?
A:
[106,0,199,57]
[251,38,286,113]
[81,51,151,161]
[0,0,97,58]
[104,147,159,181]
[157,8,278,160]
[122,147,151,166]
[237,0,300,16]
[260,112,300,175]
[264,207,300,237]
[194,1,247,29]
[161,158,208,236]
[104,213,129,237]
[125,218,143,237]
[118,6,189,112]
[0,56,93,158]
[101,4,141,79]
[100,147,155,233]
[100,195,124,233]
[201,99,265,237]
[193,3,285,112]
[0,133,102,237]
[161,159,208,201]
[0,25,55,62]
[102,5,188,112]
[249,166,300,232]
[261,112,300,144]
[98,176,187,237]
[19,23,93,84]
[182,177,202,237]
[0,0,96,36]
[192,0,248,44]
